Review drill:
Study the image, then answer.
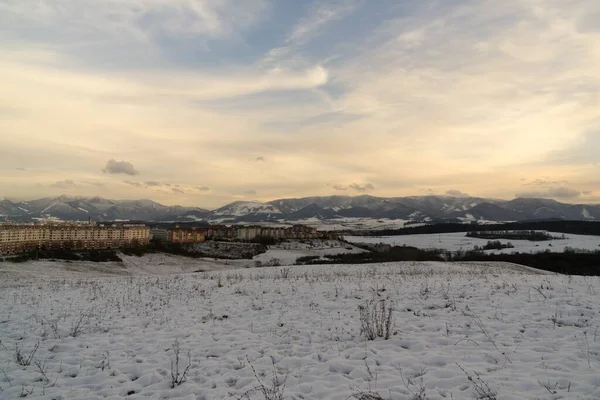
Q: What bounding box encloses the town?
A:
[0,221,326,256]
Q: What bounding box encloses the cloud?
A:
[516,187,582,199]
[349,183,374,192]
[255,156,265,162]
[83,181,106,188]
[543,131,600,166]
[126,180,188,191]
[0,0,268,44]
[49,179,78,189]
[445,189,470,198]
[523,179,569,186]
[195,186,210,192]
[103,159,139,176]
[330,184,347,191]
[244,189,257,196]
[171,187,185,194]
[16,167,26,171]
[3,1,600,206]
[328,183,374,192]
[124,180,142,188]
[262,0,361,67]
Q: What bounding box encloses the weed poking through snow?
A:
[14,341,39,367]
[359,298,394,340]
[170,339,191,388]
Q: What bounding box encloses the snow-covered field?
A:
[0,254,249,279]
[346,231,600,254]
[1,260,599,399]
[252,240,366,266]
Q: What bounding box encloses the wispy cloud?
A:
[124,181,142,188]
[47,179,105,190]
[349,183,374,192]
[261,0,361,67]
[330,184,347,191]
[523,179,569,187]
[445,190,470,198]
[49,179,78,189]
[516,186,582,199]
[0,0,268,43]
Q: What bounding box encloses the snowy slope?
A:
[1,262,599,399]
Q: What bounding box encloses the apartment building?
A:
[260,227,287,239]
[237,226,262,241]
[149,228,169,241]
[0,223,150,255]
[167,228,206,243]
[148,224,321,243]
[285,225,319,239]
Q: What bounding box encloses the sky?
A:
[1,0,599,208]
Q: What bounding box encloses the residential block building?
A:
[0,223,150,256]
[167,228,206,243]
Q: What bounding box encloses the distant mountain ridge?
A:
[1,194,599,223]
[0,196,209,222]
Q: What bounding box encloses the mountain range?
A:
[1,195,599,224]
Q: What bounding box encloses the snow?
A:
[17,207,29,212]
[77,207,90,214]
[40,201,59,214]
[212,202,282,217]
[583,208,594,219]
[0,254,248,278]
[345,231,600,254]
[0,260,599,399]
[463,213,475,221]
[252,240,366,266]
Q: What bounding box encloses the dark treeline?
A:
[123,240,267,259]
[6,248,123,263]
[359,220,600,237]
[297,245,600,276]
[4,239,268,263]
[476,240,515,250]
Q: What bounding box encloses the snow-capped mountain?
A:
[264,195,600,222]
[1,195,599,223]
[211,201,285,221]
[0,196,208,222]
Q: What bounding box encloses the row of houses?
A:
[0,222,150,256]
[150,224,322,244]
